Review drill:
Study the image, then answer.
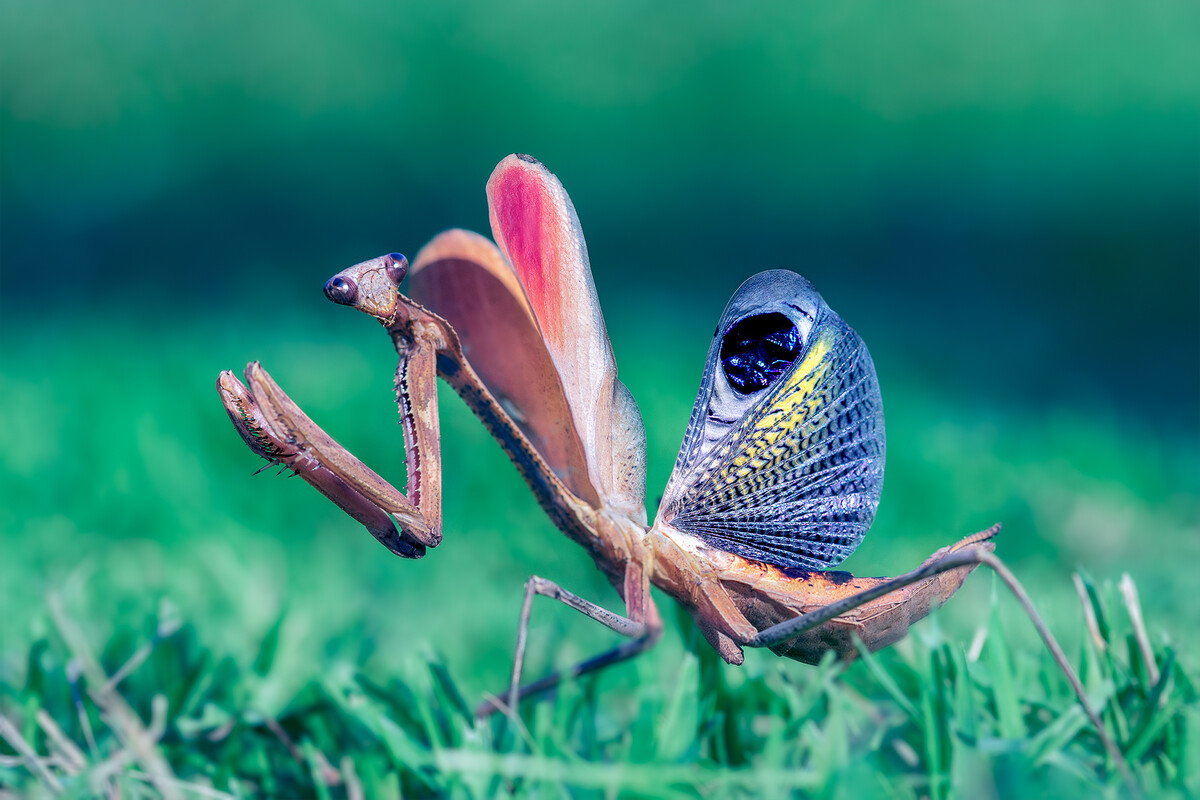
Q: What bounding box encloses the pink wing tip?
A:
[487,155,571,345]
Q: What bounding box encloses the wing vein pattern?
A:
[661,272,885,572]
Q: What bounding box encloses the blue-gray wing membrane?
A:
[657,270,885,571]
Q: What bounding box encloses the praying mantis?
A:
[217,154,1134,787]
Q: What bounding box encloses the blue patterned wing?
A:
[655,270,885,571]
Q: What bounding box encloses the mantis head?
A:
[324,252,409,325]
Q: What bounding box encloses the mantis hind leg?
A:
[750,546,1138,795]
[476,573,662,719]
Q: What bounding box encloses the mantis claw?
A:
[217,364,432,559]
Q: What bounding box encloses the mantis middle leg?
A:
[478,562,663,719]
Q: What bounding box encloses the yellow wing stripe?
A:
[713,330,834,490]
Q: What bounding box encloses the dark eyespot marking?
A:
[719,313,801,394]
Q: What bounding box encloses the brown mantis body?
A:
[218,154,1134,789]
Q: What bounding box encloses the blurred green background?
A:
[1,0,1197,760]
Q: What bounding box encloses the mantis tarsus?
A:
[218,153,1136,790]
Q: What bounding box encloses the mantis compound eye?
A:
[384,253,409,285]
[720,312,801,394]
[324,275,358,306]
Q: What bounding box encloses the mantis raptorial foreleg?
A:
[217,327,444,559]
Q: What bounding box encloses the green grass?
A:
[1,309,1197,798]
[3,577,1193,798]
